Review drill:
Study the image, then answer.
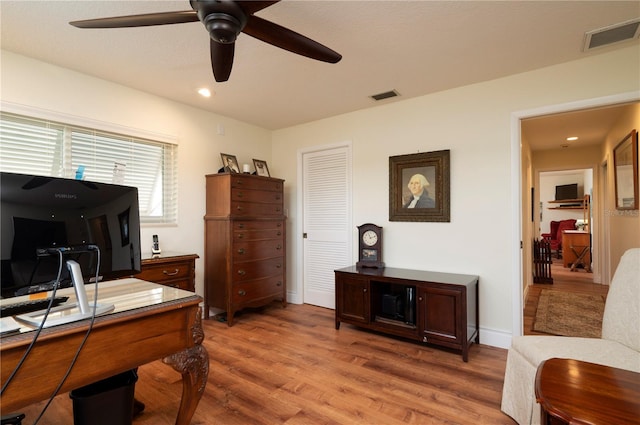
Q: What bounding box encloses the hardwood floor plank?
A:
[16,303,515,425]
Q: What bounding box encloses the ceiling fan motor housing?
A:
[191,0,247,44]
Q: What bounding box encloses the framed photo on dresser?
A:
[253,159,270,177]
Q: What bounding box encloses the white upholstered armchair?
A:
[501,248,640,424]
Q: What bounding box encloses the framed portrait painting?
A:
[389,150,450,222]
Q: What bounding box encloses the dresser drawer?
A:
[139,254,197,292]
[231,201,283,217]
[230,176,283,192]
[233,220,284,231]
[232,188,283,204]
[231,275,285,304]
[234,227,284,242]
[138,261,191,283]
[232,257,284,282]
[233,240,284,261]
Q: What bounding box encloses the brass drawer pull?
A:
[238,289,246,296]
[238,248,245,255]
[163,269,179,276]
[238,270,246,276]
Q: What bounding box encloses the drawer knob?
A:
[276,281,283,287]
[238,223,245,229]
[238,233,244,239]
[363,288,367,293]
[238,248,245,255]
[276,244,282,250]
[277,231,282,236]
[275,195,281,200]
[238,289,246,296]
[423,336,428,343]
[238,270,246,276]
[277,223,282,227]
[276,207,281,212]
[236,206,243,211]
[276,264,282,269]
[418,296,423,301]
[163,269,179,276]
[237,192,244,198]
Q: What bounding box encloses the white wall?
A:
[2,43,639,349]
[0,51,273,297]
[271,44,640,348]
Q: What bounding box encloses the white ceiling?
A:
[1,1,639,150]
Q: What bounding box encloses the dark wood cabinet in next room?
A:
[204,173,286,326]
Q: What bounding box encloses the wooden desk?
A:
[535,358,640,425]
[562,230,591,271]
[0,279,209,424]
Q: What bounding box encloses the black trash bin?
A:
[69,370,138,425]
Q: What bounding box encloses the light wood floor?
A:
[16,261,604,424]
[18,303,515,425]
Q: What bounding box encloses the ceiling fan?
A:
[70,0,342,82]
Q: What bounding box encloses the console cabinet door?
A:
[336,274,369,324]
[417,286,464,348]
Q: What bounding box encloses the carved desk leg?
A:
[163,307,209,425]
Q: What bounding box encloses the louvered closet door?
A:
[302,145,352,309]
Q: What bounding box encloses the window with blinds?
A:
[0,112,177,224]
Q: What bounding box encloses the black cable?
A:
[32,246,102,425]
[0,250,64,396]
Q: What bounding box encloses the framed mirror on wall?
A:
[613,129,638,210]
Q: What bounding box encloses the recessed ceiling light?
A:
[566,136,578,141]
[198,88,212,98]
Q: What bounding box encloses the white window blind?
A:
[0,112,177,224]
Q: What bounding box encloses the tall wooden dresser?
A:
[204,173,286,325]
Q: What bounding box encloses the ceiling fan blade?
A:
[210,39,235,82]
[237,1,281,16]
[70,11,198,28]
[243,15,341,63]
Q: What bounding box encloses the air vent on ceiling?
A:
[583,18,640,51]
[371,90,400,101]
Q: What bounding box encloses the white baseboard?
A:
[479,327,512,349]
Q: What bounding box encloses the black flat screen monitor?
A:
[1,172,141,298]
[555,183,578,201]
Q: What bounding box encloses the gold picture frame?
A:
[613,129,638,210]
[389,150,450,222]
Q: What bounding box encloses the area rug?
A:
[533,290,606,338]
